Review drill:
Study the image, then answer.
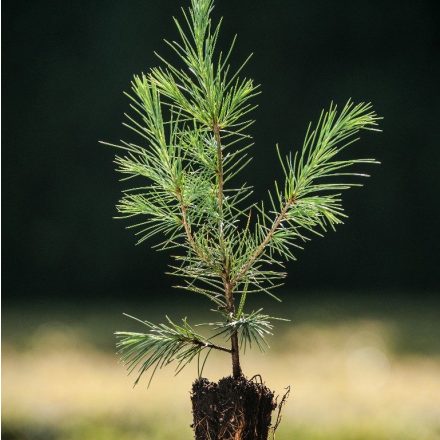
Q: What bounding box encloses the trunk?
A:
[191,375,277,440]
[224,283,242,379]
[230,330,242,379]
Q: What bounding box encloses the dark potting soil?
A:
[191,376,277,440]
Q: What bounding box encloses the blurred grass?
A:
[2,292,440,439]
[4,421,440,440]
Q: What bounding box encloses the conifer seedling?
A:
[102,0,381,437]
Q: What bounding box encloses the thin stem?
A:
[225,282,242,378]
[214,122,242,378]
[232,196,296,286]
[192,339,232,354]
[176,187,211,266]
[178,132,241,378]
[230,332,242,378]
[213,122,225,255]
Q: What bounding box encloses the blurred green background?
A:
[2,0,440,438]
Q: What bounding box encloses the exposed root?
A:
[191,375,287,440]
[270,386,291,439]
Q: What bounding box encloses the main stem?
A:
[226,283,242,378]
[214,122,242,379]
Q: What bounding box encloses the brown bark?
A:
[230,331,242,379]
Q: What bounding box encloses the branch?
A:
[175,186,216,270]
[116,314,231,386]
[232,100,380,288]
[232,196,296,286]
[192,339,232,354]
[176,188,201,254]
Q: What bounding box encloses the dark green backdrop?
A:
[2,0,439,303]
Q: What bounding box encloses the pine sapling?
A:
[102,0,381,438]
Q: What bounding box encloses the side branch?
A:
[193,339,232,354]
[177,190,198,252]
[232,197,296,286]
[176,188,212,266]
